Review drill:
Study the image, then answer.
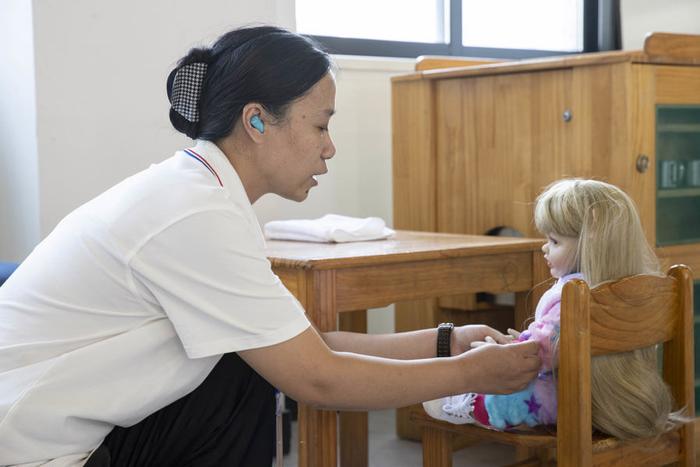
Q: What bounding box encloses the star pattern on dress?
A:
[525,394,541,414]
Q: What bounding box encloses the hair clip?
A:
[170,62,208,123]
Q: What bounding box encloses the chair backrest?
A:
[557,265,695,466]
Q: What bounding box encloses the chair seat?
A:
[410,405,683,464]
[410,406,557,449]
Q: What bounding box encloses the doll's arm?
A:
[523,302,561,371]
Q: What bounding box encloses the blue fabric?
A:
[484,381,539,429]
[0,262,19,287]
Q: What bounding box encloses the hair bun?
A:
[181,47,213,66]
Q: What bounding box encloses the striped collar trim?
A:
[183,148,223,187]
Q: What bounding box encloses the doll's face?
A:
[541,232,578,278]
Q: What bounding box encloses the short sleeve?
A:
[129,209,310,358]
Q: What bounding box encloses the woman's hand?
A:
[458,340,541,394]
[470,328,521,349]
[450,324,511,356]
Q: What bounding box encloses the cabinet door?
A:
[436,69,576,238]
[569,63,655,243]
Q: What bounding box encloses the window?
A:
[296,0,602,59]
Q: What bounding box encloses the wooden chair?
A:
[411,265,695,466]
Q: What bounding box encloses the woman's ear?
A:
[241,103,266,142]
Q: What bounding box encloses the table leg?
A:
[339,310,368,467]
[298,269,339,467]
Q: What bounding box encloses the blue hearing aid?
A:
[250,115,265,134]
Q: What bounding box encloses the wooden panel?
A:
[656,65,700,103]
[587,275,678,355]
[530,70,577,200]
[475,73,537,237]
[434,69,575,239]
[392,79,436,232]
[569,63,637,198]
[626,64,657,243]
[434,77,479,310]
[645,32,700,64]
[396,50,637,83]
[335,252,533,311]
[415,55,500,71]
[435,78,479,236]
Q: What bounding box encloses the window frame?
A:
[302,0,600,59]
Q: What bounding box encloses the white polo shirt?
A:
[0,140,310,466]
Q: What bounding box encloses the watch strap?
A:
[437,322,454,358]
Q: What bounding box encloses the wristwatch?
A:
[436,322,454,358]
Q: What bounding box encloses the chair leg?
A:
[421,426,452,467]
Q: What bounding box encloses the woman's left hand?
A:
[451,325,512,356]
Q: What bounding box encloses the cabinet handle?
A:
[636,154,650,173]
[562,110,573,122]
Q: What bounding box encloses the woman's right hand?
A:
[459,340,540,395]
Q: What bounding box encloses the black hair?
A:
[167,26,331,140]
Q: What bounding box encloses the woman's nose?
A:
[541,243,547,253]
[322,136,336,160]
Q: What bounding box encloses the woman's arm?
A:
[321,324,511,360]
[239,326,541,411]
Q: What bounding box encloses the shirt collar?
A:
[557,272,584,285]
[189,140,251,204]
[185,140,265,242]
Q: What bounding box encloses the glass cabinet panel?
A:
[695,281,700,415]
[656,105,700,246]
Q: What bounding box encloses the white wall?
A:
[0,0,39,262]
[622,0,700,49]
[30,0,295,239]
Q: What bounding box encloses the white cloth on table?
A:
[264,214,395,243]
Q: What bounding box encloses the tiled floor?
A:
[282,409,515,466]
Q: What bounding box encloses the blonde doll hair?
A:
[534,178,680,440]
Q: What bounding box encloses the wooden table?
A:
[265,230,548,467]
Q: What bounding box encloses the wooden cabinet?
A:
[391,33,700,440]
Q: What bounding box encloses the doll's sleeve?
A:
[524,302,561,371]
[478,382,541,429]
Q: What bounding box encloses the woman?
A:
[0,26,540,466]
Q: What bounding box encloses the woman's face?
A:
[262,72,337,202]
[541,232,578,278]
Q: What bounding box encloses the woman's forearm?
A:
[241,327,541,412]
[321,329,438,359]
[309,351,467,410]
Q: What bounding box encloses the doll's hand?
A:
[452,325,510,355]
